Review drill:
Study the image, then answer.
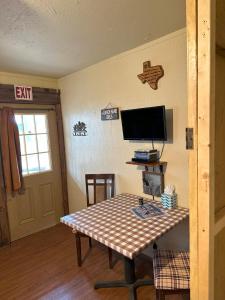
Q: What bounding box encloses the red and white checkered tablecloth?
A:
[61,193,189,259]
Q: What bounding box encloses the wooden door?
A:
[187,0,225,299]
[5,107,63,241]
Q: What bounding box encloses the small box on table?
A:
[160,193,177,209]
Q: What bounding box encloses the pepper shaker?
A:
[139,197,144,206]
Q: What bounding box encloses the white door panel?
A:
[4,106,63,241]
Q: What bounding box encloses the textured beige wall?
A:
[59,29,188,216]
[0,71,58,89]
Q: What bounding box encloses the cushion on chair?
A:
[153,250,190,290]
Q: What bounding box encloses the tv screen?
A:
[120,105,167,141]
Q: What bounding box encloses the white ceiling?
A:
[0,0,186,78]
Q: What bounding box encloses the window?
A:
[15,113,52,175]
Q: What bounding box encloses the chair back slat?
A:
[104,178,107,200]
[85,174,115,207]
[111,175,115,197]
[85,178,90,206]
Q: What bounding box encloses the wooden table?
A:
[61,193,189,300]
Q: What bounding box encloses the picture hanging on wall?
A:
[73,121,87,136]
[142,171,164,196]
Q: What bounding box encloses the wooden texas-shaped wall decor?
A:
[137,61,164,90]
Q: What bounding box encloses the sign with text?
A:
[14,85,33,101]
[101,107,119,121]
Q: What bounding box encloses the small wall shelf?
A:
[126,161,167,172]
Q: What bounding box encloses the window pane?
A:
[21,156,28,175]
[23,115,35,134]
[25,135,37,154]
[35,115,47,133]
[39,153,51,171]
[15,115,24,134]
[37,134,49,152]
[19,136,25,155]
[27,154,39,174]
[16,113,52,176]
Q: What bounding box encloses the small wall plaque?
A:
[73,121,87,136]
[137,61,164,90]
[101,107,119,121]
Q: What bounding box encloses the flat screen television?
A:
[120,105,167,141]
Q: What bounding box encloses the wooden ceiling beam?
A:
[0,84,60,105]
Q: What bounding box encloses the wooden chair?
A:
[75,174,115,268]
[153,250,190,300]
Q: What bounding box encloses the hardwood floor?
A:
[0,224,183,300]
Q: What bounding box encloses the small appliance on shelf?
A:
[132,149,158,163]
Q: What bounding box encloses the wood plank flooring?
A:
[0,224,183,300]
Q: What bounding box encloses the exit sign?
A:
[14,85,33,101]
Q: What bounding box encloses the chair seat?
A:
[153,250,190,290]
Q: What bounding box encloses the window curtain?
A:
[0,107,24,195]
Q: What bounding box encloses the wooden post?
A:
[0,192,11,246]
[197,0,215,299]
[186,0,199,299]
[0,154,11,245]
[187,0,216,299]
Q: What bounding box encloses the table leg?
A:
[124,256,136,283]
[94,256,154,300]
[125,257,137,300]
